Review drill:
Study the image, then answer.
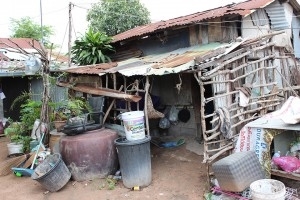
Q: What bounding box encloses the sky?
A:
[0,0,241,53]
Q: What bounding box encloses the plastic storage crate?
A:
[212,151,265,192]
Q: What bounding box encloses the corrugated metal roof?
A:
[64,41,246,77]
[103,42,243,76]
[64,63,117,74]
[0,38,42,50]
[112,0,275,43]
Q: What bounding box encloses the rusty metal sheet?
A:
[112,0,276,43]
[64,62,117,74]
[67,42,243,77]
[0,38,42,50]
[102,42,235,76]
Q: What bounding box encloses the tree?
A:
[87,0,151,36]
[71,28,114,65]
[10,17,54,48]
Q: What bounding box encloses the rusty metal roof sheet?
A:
[0,38,42,50]
[64,40,245,77]
[101,41,244,76]
[64,63,117,74]
[112,0,275,43]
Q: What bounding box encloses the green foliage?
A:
[106,177,117,190]
[97,177,117,190]
[20,100,42,134]
[87,0,150,36]
[4,122,32,153]
[10,91,31,111]
[71,28,114,65]
[10,16,54,48]
[52,97,92,121]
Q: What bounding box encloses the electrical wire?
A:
[71,15,77,39]
[55,21,69,60]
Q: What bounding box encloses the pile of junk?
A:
[0,96,153,192]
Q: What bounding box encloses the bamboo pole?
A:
[196,48,246,71]
[56,82,142,102]
[205,90,239,103]
[102,86,124,124]
[144,76,150,136]
[206,142,233,153]
[202,65,276,84]
[202,42,275,77]
[204,131,221,141]
[204,146,233,163]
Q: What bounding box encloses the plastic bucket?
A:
[121,111,145,141]
[7,143,23,155]
[114,136,151,188]
[31,153,71,192]
[250,179,286,200]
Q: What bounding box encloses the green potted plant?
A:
[4,121,32,154]
[51,97,92,131]
[5,99,42,155]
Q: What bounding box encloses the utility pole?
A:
[68,2,72,67]
[40,0,43,45]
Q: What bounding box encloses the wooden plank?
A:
[271,169,300,181]
[208,18,222,43]
[56,82,142,102]
[197,25,202,45]
[200,24,208,44]
[189,25,198,46]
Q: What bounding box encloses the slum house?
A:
[0,38,67,121]
[58,0,300,179]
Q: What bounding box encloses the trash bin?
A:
[114,136,151,188]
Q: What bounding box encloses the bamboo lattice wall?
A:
[193,32,299,163]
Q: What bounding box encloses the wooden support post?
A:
[144,76,150,136]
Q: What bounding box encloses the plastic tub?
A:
[31,153,71,192]
[121,111,145,141]
[114,136,151,188]
[7,143,23,155]
[250,179,286,200]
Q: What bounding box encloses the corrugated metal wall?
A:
[292,17,300,59]
[265,1,290,30]
[31,78,67,103]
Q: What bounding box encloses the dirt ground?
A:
[0,136,207,200]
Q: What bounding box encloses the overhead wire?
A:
[55,21,69,60]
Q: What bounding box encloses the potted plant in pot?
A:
[4,121,32,155]
[5,99,43,155]
[51,97,92,131]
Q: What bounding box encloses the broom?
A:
[0,154,30,176]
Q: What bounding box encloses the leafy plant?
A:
[4,122,32,153]
[19,100,42,133]
[71,28,114,65]
[51,97,92,121]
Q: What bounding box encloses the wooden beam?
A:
[56,82,142,102]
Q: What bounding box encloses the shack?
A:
[57,0,300,183]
